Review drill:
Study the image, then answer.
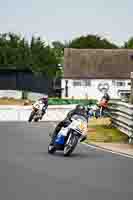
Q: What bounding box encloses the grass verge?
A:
[86,118,128,143]
[0,98,31,105]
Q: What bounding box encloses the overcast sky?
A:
[0,0,132,45]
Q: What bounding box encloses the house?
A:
[61,48,133,100]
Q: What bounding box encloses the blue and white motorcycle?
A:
[48,115,88,156]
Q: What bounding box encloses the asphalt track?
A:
[0,122,133,200]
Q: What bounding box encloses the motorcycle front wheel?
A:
[28,111,36,122]
[64,133,79,157]
[34,117,39,122]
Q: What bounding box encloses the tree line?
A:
[0,32,133,78]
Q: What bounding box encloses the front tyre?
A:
[64,134,78,157]
[28,111,35,122]
[34,117,39,122]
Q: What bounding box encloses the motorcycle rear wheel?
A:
[48,145,56,154]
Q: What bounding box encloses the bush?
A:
[48,98,97,105]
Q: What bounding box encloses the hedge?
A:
[48,98,97,105]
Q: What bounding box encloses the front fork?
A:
[65,131,81,147]
[65,132,72,146]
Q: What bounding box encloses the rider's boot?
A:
[80,135,87,142]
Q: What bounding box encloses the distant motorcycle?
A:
[28,100,45,122]
[48,115,88,156]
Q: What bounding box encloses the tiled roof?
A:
[64,48,133,79]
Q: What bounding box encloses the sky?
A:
[0,0,133,46]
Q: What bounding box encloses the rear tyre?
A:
[48,145,56,154]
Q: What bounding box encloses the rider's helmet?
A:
[40,96,48,104]
[102,92,110,101]
[75,104,86,115]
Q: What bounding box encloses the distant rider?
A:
[39,96,48,119]
[99,92,110,115]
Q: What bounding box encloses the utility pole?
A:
[129,72,133,104]
[65,80,68,97]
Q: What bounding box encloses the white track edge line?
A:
[51,122,133,159]
[83,143,133,159]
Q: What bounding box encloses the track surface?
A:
[0,122,133,200]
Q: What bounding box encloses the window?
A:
[128,82,131,86]
[73,80,91,87]
[112,80,126,87]
[116,81,125,87]
[112,80,115,86]
[82,80,91,86]
[73,80,81,86]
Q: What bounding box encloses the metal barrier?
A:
[109,101,133,141]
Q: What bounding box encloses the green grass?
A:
[86,118,128,143]
[48,98,97,105]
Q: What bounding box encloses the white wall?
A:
[27,92,47,101]
[0,90,22,99]
[0,90,48,101]
[0,105,76,121]
[61,79,131,100]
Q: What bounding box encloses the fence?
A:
[109,101,133,141]
[0,69,62,97]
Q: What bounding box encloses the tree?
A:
[0,33,60,78]
[124,37,133,48]
[51,41,69,78]
[52,41,65,67]
[52,41,65,58]
[0,33,30,68]
[30,36,59,77]
[68,34,118,49]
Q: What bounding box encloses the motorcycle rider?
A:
[49,105,89,147]
[99,92,110,116]
[38,96,48,119]
[99,92,110,106]
[102,92,110,102]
